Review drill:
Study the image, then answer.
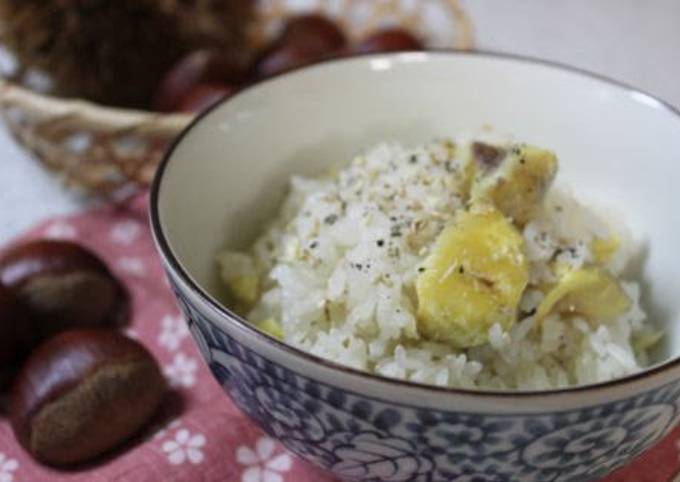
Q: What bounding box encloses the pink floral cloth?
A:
[0,192,678,482]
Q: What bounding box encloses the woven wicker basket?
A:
[0,0,473,197]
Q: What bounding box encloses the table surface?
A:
[2,0,679,244]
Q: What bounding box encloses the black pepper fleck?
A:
[376,239,385,247]
[418,267,426,273]
[310,241,318,249]
[409,155,418,164]
[459,266,465,274]
[324,214,338,225]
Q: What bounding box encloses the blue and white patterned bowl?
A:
[150,52,680,482]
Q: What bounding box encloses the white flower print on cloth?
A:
[117,256,147,277]
[162,428,206,465]
[0,453,18,482]
[110,220,142,245]
[158,314,190,351]
[237,437,293,482]
[153,419,182,441]
[44,221,77,240]
[164,353,198,388]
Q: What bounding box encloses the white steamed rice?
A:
[218,139,658,390]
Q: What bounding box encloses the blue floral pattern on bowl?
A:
[175,285,680,482]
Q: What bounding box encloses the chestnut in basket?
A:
[252,14,346,78]
[178,83,237,113]
[280,14,346,55]
[0,284,35,390]
[252,43,319,78]
[0,240,129,340]
[10,329,166,466]
[352,28,424,54]
[154,49,247,112]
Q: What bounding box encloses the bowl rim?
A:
[150,49,680,398]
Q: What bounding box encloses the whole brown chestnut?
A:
[11,329,166,466]
[280,14,346,55]
[0,240,129,340]
[351,28,424,54]
[252,43,319,78]
[0,284,34,389]
[178,83,236,113]
[154,49,246,112]
[252,14,346,79]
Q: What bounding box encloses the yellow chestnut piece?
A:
[227,275,259,306]
[536,266,631,324]
[632,328,663,355]
[217,252,259,307]
[255,318,284,340]
[416,205,529,348]
[591,236,620,266]
[471,144,558,226]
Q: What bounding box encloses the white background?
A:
[1,0,679,243]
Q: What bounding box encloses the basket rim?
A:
[0,78,193,133]
[157,49,680,399]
